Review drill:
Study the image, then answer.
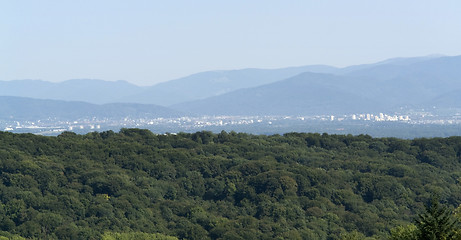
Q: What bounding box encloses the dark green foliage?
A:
[1,130,461,239]
[415,198,459,240]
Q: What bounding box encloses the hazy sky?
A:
[2,1,461,86]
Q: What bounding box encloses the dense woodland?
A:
[1,129,461,239]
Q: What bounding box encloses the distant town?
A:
[2,110,461,137]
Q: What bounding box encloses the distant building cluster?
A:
[145,116,265,128]
[299,113,411,122]
[3,111,461,136]
[1,119,102,135]
[349,113,410,122]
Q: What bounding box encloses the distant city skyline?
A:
[2,0,461,86]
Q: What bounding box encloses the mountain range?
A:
[0,96,181,120]
[1,54,461,119]
[173,55,461,115]
[172,72,383,115]
[119,65,339,106]
[0,79,143,104]
[0,65,336,106]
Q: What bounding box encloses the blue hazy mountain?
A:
[0,79,145,104]
[1,55,460,117]
[119,65,339,106]
[171,55,461,116]
[335,54,444,75]
[429,90,461,109]
[0,96,182,120]
[171,72,383,115]
[0,66,337,106]
[340,55,461,107]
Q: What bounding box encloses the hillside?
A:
[0,65,337,107]
[342,55,461,107]
[171,72,384,115]
[172,55,461,115]
[334,54,444,75]
[120,65,339,106]
[0,79,145,104]
[2,55,461,117]
[0,96,182,120]
[1,130,461,239]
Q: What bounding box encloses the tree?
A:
[389,224,418,240]
[414,198,459,240]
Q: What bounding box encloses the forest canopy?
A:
[1,129,461,239]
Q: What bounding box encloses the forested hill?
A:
[1,130,461,239]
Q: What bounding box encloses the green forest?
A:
[2,129,461,239]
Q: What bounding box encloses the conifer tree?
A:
[415,198,459,240]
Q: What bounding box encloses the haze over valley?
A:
[2,54,461,138]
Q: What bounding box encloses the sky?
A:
[2,0,461,86]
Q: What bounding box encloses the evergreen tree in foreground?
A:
[415,198,459,240]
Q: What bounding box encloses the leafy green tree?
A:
[0,230,27,240]
[389,224,418,240]
[340,230,367,240]
[101,232,178,240]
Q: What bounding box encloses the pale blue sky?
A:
[2,0,461,86]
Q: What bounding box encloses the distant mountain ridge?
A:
[0,65,338,106]
[0,79,145,104]
[118,65,339,106]
[2,54,461,117]
[334,54,445,74]
[0,96,182,120]
[171,55,461,115]
[171,72,384,115]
